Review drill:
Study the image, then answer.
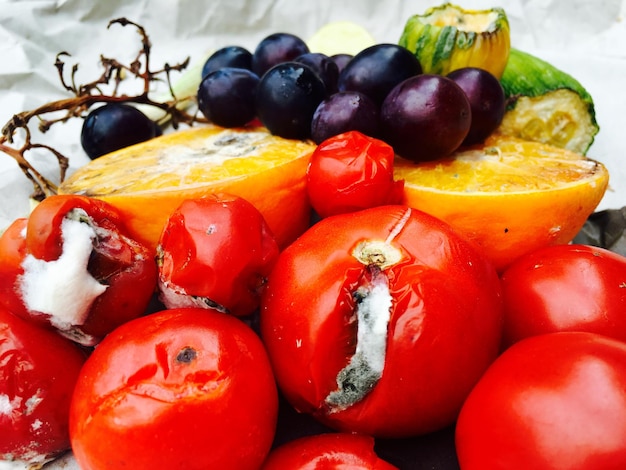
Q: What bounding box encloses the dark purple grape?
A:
[330,53,353,74]
[197,67,259,128]
[201,46,253,79]
[380,74,471,162]
[337,43,422,106]
[81,103,158,160]
[255,62,326,140]
[294,52,339,95]
[252,33,309,77]
[447,67,506,145]
[310,91,379,144]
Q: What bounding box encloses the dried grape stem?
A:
[0,17,205,201]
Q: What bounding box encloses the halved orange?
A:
[58,125,316,252]
[394,133,609,271]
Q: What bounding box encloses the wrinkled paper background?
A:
[0,0,624,468]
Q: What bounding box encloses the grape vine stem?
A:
[0,17,206,201]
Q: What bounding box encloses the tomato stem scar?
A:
[352,240,403,270]
[325,265,392,412]
[351,211,406,270]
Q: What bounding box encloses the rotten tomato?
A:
[156,194,279,317]
[306,131,404,219]
[70,307,278,469]
[0,195,157,346]
[0,307,86,467]
[260,205,503,438]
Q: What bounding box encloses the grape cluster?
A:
[196,32,506,163]
[76,30,506,163]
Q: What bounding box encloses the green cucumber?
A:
[498,48,599,155]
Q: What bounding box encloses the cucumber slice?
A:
[498,48,599,155]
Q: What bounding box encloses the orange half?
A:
[58,125,316,251]
[394,133,609,271]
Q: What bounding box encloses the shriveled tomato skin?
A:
[306,131,404,218]
[157,194,279,316]
[70,308,278,470]
[456,332,626,469]
[261,433,398,469]
[0,307,86,466]
[500,244,626,348]
[260,205,503,438]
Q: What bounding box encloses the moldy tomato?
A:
[306,131,404,218]
[500,244,626,348]
[69,307,278,470]
[0,194,157,346]
[260,205,503,438]
[262,432,398,469]
[0,307,86,467]
[156,194,279,317]
[0,218,30,319]
[456,331,626,469]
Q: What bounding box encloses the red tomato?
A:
[156,194,279,316]
[500,244,626,348]
[262,433,398,469]
[260,205,503,438]
[0,217,29,319]
[0,307,86,467]
[0,195,157,346]
[70,307,278,470]
[306,131,404,218]
[456,331,626,469]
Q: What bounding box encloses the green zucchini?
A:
[498,48,599,155]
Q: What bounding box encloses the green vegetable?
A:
[498,48,599,155]
[399,3,511,78]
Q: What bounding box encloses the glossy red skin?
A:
[0,195,157,344]
[261,433,398,469]
[500,244,626,348]
[456,331,626,469]
[306,131,404,218]
[0,218,30,319]
[260,205,503,438]
[0,307,86,466]
[157,195,279,316]
[70,307,278,470]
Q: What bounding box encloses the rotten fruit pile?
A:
[0,3,623,470]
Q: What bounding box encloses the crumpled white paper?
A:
[0,1,624,467]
